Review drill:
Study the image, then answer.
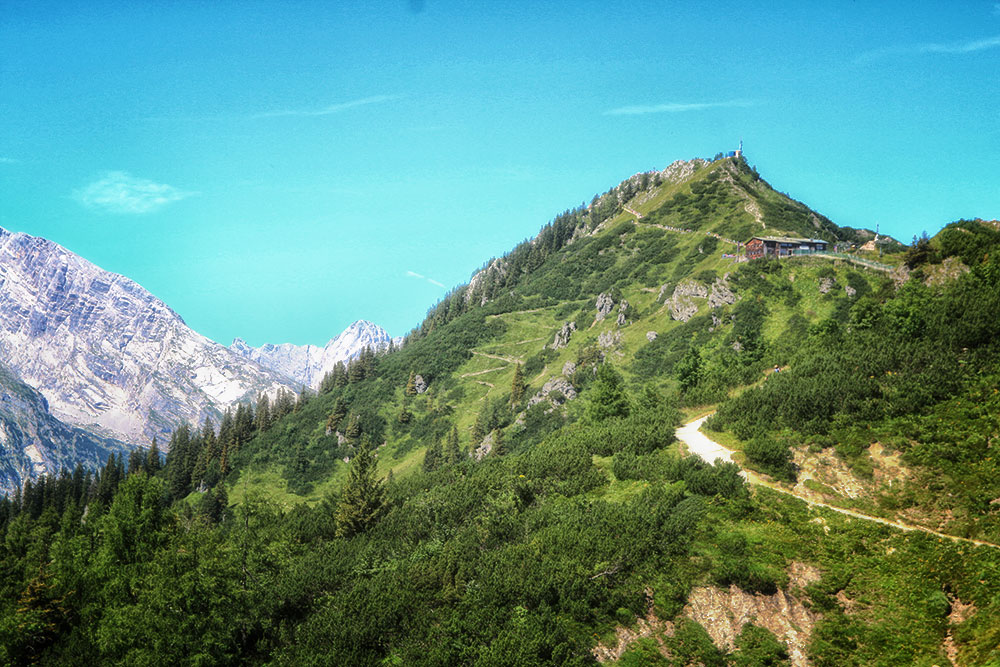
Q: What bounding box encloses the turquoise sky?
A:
[2,1,998,345]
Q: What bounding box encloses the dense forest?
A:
[2,158,998,665]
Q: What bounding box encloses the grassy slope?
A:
[226,157,894,503]
[219,158,997,665]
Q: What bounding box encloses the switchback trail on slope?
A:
[676,415,1000,551]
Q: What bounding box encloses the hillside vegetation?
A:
[1,157,997,666]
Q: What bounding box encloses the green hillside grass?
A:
[3,159,997,666]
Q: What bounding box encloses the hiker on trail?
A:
[773,365,780,374]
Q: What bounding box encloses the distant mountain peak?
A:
[0,226,296,444]
[229,320,394,388]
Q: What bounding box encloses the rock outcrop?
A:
[668,279,708,321]
[551,321,577,349]
[708,276,736,308]
[0,361,129,495]
[595,293,615,321]
[231,320,393,389]
[0,227,295,444]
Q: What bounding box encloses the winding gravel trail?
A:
[676,415,1000,551]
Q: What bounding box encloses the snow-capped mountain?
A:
[230,320,394,389]
[0,226,297,444]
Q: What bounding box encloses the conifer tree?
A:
[405,370,418,396]
[510,363,526,406]
[345,413,362,443]
[334,443,385,538]
[490,428,506,457]
[255,393,271,431]
[326,397,348,433]
[127,449,144,476]
[422,440,442,472]
[445,425,462,463]
[471,400,489,443]
[333,361,348,387]
[586,363,631,422]
[294,386,309,412]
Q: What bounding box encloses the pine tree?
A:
[333,362,348,387]
[405,370,418,396]
[586,363,631,422]
[471,400,489,443]
[255,393,272,431]
[166,423,192,500]
[326,397,348,433]
[232,403,254,450]
[510,363,526,406]
[491,428,506,457]
[334,444,385,538]
[445,425,462,463]
[345,413,362,443]
[127,449,144,476]
[422,440,442,472]
[294,386,309,412]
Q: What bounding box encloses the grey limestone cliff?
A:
[0,361,129,495]
[0,226,296,445]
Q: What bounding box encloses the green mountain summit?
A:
[3,155,998,665]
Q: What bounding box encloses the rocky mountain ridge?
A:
[0,361,129,495]
[230,320,395,389]
[0,226,297,445]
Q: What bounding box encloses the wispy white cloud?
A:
[406,270,445,288]
[252,95,398,119]
[74,171,195,214]
[603,99,755,116]
[857,34,1000,62]
[919,34,1000,53]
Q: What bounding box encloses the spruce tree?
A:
[445,425,462,463]
[471,400,489,443]
[326,397,348,433]
[510,363,526,406]
[127,449,144,476]
[422,440,442,472]
[334,443,385,538]
[491,428,506,457]
[345,413,362,443]
[586,363,631,422]
[255,394,271,431]
[405,370,418,396]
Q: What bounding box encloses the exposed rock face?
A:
[595,293,615,321]
[551,321,577,349]
[616,300,630,326]
[0,361,129,495]
[708,276,736,308]
[646,331,657,342]
[464,258,507,307]
[668,279,708,321]
[0,227,295,444]
[598,330,623,350]
[527,377,577,408]
[818,277,835,294]
[231,320,393,389]
[413,374,428,394]
[684,585,817,667]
